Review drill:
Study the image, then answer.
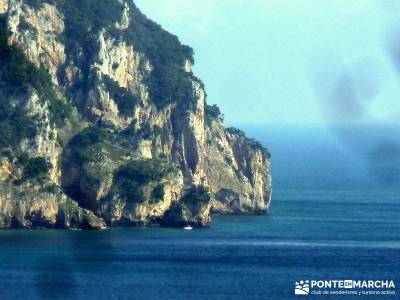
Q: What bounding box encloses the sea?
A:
[0,124,399,300]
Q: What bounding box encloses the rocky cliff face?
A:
[0,0,271,229]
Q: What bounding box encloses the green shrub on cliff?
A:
[182,186,211,206]
[24,157,52,181]
[116,159,177,185]
[112,159,178,203]
[68,127,109,162]
[205,104,224,124]
[103,75,139,117]
[0,92,37,148]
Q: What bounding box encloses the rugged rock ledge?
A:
[0,0,271,229]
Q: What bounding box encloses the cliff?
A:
[0,0,271,229]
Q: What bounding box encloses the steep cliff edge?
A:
[0,0,271,229]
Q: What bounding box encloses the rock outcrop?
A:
[0,182,105,229]
[0,0,272,229]
[0,0,7,14]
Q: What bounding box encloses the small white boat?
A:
[183,225,193,230]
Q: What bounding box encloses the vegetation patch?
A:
[116,159,178,185]
[67,126,126,163]
[205,104,223,124]
[111,159,178,204]
[68,126,134,164]
[0,91,37,148]
[23,157,52,181]
[181,185,211,207]
[103,75,139,117]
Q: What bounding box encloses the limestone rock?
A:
[0,0,272,229]
[160,186,212,227]
[8,1,66,84]
[97,159,184,225]
[0,182,105,229]
[0,0,8,14]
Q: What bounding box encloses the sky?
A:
[135,0,400,126]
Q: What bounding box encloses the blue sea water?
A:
[0,125,399,299]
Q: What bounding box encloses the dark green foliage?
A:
[12,178,24,186]
[70,127,106,148]
[68,127,108,162]
[159,153,168,160]
[226,127,245,136]
[182,185,211,206]
[0,26,39,95]
[55,0,123,36]
[0,149,13,159]
[0,16,7,50]
[27,0,123,35]
[137,123,153,140]
[47,93,72,128]
[17,152,30,166]
[117,178,144,203]
[113,159,177,203]
[103,75,138,117]
[205,104,222,119]
[122,121,137,136]
[205,104,223,124]
[116,159,177,185]
[122,122,159,140]
[43,183,59,194]
[0,92,37,148]
[24,157,51,180]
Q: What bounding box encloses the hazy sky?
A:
[135,0,400,125]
